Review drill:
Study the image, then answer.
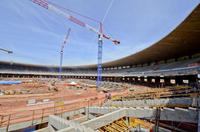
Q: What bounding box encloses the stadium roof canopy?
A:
[100,4,200,68]
[0,4,200,69]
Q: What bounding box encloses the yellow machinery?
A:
[98,117,154,132]
[129,117,153,130]
[99,118,129,132]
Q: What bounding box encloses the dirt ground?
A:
[0,78,153,126]
[0,78,151,114]
[0,79,97,111]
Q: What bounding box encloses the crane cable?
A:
[102,0,114,23]
[42,0,116,42]
[43,0,100,23]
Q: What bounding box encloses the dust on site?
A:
[0,0,200,132]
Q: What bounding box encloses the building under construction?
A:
[0,1,200,132]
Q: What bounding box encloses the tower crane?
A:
[59,28,71,81]
[0,48,13,54]
[30,0,120,89]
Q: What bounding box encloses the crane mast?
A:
[59,28,71,81]
[30,0,120,89]
[97,23,103,89]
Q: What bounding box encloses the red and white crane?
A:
[30,0,120,88]
[59,28,71,80]
[30,0,120,44]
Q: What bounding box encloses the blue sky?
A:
[0,0,199,66]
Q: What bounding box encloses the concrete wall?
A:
[104,97,194,107]
[82,108,127,129]
[88,106,197,123]
[49,115,95,132]
[0,108,85,132]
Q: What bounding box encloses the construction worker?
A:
[108,93,111,100]
[105,94,108,99]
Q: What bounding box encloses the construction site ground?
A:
[0,79,133,127]
[0,78,131,114]
[1,78,195,127]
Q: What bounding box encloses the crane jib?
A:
[30,0,48,9]
[30,0,120,45]
[69,16,86,27]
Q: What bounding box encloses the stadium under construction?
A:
[0,1,200,132]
